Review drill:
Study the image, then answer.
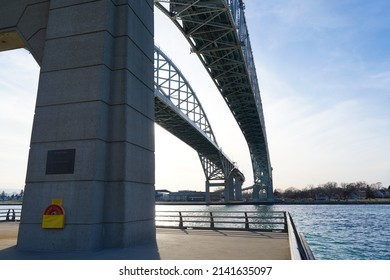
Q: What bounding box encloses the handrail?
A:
[2,206,314,259]
[156,210,287,232]
[299,233,316,260]
[286,212,315,260]
[0,208,22,222]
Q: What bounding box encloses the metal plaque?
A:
[46,149,76,175]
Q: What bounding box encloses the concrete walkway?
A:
[0,222,290,260]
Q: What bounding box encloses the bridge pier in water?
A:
[205,175,244,203]
[224,175,234,202]
[252,184,273,202]
[1,0,155,251]
[234,177,244,201]
[225,175,243,202]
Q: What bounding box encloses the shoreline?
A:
[1,200,389,207]
[156,199,390,206]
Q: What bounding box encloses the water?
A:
[156,204,390,260]
[2,204,389,260]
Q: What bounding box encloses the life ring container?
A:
[43,204,64,215]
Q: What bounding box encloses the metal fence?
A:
[156,210,287,232]
[0,207,21,222]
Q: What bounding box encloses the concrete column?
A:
[224,175,234,202]
[234,177,243,201]
[205,181,210,203]
[252,185,260,202]
[267,181,274,202]
[16,0,155,251]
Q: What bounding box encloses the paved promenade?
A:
[0,222,290,260]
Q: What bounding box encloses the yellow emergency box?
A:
[42,199,65,229]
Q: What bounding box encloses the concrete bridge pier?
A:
[205,180,225,203]
[252,184,274,202]
[252,185,260,202]
[234,177,243,201]
[224,175,234,202]
[1,0,155,251]
[205,181,210,203]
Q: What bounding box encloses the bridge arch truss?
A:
[154,46,244,201]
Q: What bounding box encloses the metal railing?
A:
[0,207,21,222]
[156,210,287,232]
[156,210,315,260]
[286,212,315,260]
[0,206,314,259]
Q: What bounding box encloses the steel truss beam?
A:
[155,0,273,200]
[154,46,245,188]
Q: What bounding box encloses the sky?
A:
[1,0,389,193]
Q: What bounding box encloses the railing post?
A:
[283,212,288,232]
[245,212,250,230]
[179,211,184,228]
[210,212,214,229]
[6,209,15,221]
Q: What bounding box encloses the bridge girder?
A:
[155,0,273,200]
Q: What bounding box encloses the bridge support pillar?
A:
[234,177,243,201]
[267,184,274,202]
[7,0,155,252]
[252,185,260,202]
[205,181,210,203]
[224,175,234,202]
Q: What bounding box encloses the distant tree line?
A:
[273,181,390,201]
[0,189,24,201]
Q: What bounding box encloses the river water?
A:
[1,204,389,260]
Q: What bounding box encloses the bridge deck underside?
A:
[164,0,272,187]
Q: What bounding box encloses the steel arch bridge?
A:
[155,0,273,200]
[154,46,245,202]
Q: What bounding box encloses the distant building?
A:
[155,189,222,202]
[169,191,204,202]
[155,189,171,201]
[348,191,367,200]
[315,193,329,201]
[381,190,390,198]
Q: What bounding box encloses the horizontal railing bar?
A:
[155,210,288,232]
[157,225,283,232]
[156,219,285,225]
[157,210,286,214]
[0,208,21,222]
[156,213,284,217]
[156,216,285,221]
[156,215,285,220]
[156,212,285,215]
